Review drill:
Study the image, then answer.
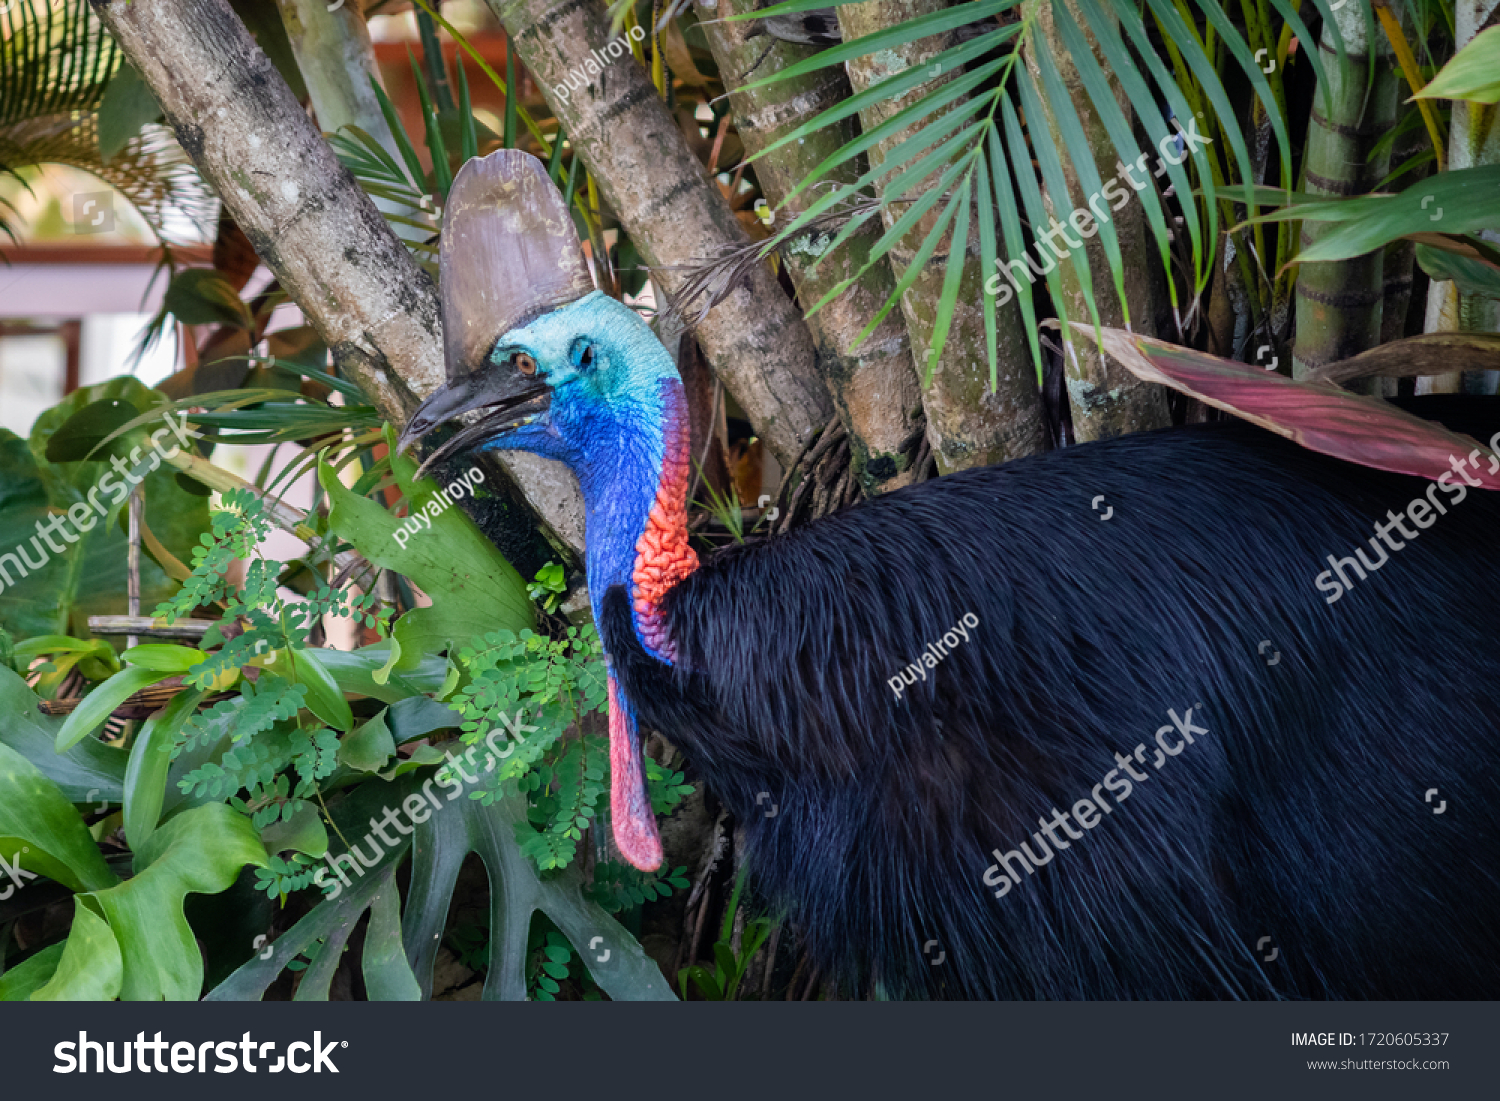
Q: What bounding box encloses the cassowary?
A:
[400,150,1500,1000]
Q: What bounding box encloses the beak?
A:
[396,369,551,482]
[397,148,593,474]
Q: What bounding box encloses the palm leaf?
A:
[732,0,1354,389]
[0,0,214,245]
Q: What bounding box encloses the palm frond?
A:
[0,0,214,244]
[724,0,1373,388]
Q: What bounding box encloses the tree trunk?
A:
[835,0,1046,472]
[485,0,833,468]
[1024,0,1169,441]
[695,0,925,494]
[1292,7,1399,381]
[92,0,586,563]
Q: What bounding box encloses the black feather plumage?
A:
[603,397,1500,999]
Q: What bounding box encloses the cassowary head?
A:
[399,149,694,872]
[397,150,680,485]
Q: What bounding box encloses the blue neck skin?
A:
[469,294,686,649]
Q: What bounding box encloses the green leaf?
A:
[975,154,1000,390]
[401,781,674,1000]
[775,56,1005,213]
[319,431,533,668]
[1288,167,1500,263]
[96,60,162,163]
[339,709,396,773]
[207,777,414,1001]
[744,0,1013,86]
[1073,0,1200,297]
[317,644,450,703]
[748,30,1010,168]
[55,665,172,752]
[123,687,204,850]
[290,647,355,732]
[925,172,972,383]
[372,75,428,191]
[43,398,143,463]
[82,803,268,1001]
[30,903,123,1001]
[456,57,479,163]
[0,740,119,894]
[362,874,421,1000]
[0,666,126,804]
[1416,243,1500,300]
[123,643,207,672]
[987,126,1043,378]
[1416,25,1500,105]
[1139,0,1259,189]
[839,157,969,337]
[1013,64,1100,332]
[373,634,402,686]
[259,800,328,858]
[387,696,464,743]
[0,944,65,1001]
[680,964,722,1001]
[163,268,252,329]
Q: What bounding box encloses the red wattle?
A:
[608,674,663,872]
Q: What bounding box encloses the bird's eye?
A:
[515,353,537,376]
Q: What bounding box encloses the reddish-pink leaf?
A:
[1083,326,1500,490]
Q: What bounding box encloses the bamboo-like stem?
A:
[126,487,143,649]
[274,0,427,241]
[88,616,216,641]
[1419,0,1500,397]
[1292,7,1400,380]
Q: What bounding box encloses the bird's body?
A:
[403,150,1500,1001]
[604,398,1500,999]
